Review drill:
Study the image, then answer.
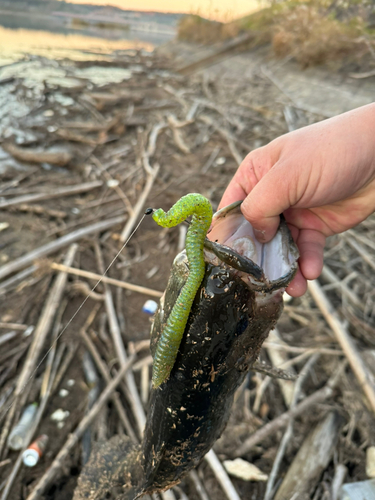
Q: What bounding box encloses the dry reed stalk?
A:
[26,357,134,500]
[308,280,375,414]
[0,244,78,457]
[0,216,125,282]
[50,263,163,297]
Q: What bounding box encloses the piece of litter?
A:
[43,110,54,117]
[341,479,375,499]
[66,379,75,387]
[215,156,226,166]
[0,222,9,232]
[22,435,49,467]
[50,409,70,422]
[142,300,158,315]
[59,389,69,398]
[223,458,268,482]
[107,179,119,188]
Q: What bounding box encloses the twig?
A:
[2,143,72,166]
[0,266,37,295]
[320,265,364,311]
[51,343,76,395]
[147,122,167,157]
[345,235,375,272]
[205,450,241,500]
[189,471,211,500]
[50,263,163,297]
[199,115,242,165]
[167,115,191,154]
[236,364,344,457]
[0,323,28,331]
[308,279,375,414]
[0,216,126,282]
[0,244,78,457]
[1,313,63,500]
[0,181,103,209]
[81,329,138,443]
[263,354,320,500]
[26,357,134,500]
[95,244,146,435]
[331,464,347,500]
[120,165,160,243]
[265,329,296,408]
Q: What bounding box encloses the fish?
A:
[73,201,299,500]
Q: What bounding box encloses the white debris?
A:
[223,458,268,482]
[142,300,158,315]
[50,409,70,422]
[215,156,226,166]
[366,446,375,478]
[107,179,119,188]
[59,389,69,398]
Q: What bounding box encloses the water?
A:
[0,11,175,66]
[0,12,176,173]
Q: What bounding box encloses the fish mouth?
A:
[205,201,299,292]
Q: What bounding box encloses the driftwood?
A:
[0,215,125,282]
[3,143,73,166]
[274,412,344,500]
[0,181,102,209]
[87,90,144,110]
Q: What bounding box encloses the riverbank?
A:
[0,41,374,500]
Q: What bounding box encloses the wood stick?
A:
[236,365,344,457]
[0,245,77,457]
[264,354,320,500]
[2,143,72,166]
[0,323,28,331]
[266,329,296,408]
[1,309,64,500]
[0,215,126,282]
[320,265,363,310]
[0,181,103,209]
[345,235,375,271]
[81,329,138,443]
[205,450,241,500]
[188,471,211,500]
[95,244,146,435]
[120,165,160,242]
[50,263,163,297]
[308,279,375,414]
[199,115,242,165]
[26,357,134,500]
[274,411,343,500]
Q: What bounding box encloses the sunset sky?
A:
[66,0,264,21]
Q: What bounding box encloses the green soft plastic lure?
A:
[151,193,213,388]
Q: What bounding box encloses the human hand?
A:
[220,104,375,297]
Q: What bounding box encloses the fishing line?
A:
[0,212,148,419]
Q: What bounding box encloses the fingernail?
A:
[254,229,267,242]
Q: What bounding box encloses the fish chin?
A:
[207,202,299,289]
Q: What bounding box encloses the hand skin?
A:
[220,103,375,297]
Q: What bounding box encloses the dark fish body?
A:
[142,256,284,493]
[74,207,298,500]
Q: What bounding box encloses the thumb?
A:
[241,162,296,242]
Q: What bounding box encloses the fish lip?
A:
[205,201,299,292]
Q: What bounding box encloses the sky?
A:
[66,0,265,21]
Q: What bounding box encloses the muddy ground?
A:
[0,43,375,500]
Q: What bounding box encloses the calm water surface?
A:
[0,13,174,66]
